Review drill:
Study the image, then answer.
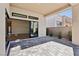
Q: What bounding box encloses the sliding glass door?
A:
[30,21,38,38]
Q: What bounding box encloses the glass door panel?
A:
[30,21,38,38]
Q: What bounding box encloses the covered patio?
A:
[0,3,79,56]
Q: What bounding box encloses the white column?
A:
[72,4,79,45]
[0,3,9,56]
[0,8,6,55]
[38,16,46,37]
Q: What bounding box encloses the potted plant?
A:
[68,31,72,41]
[48,31,53,37]
[58,32,62,39]
[46,28,49,36]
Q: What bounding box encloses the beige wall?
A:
[11,20,29,34]
[39,17,46,36]
[10,6,41,21]
[72,5,79,45]
[46,15,63,27]
[9,6,46,37]
[0,3,9,55]
[47,27,71,37]
[0,8,6,56]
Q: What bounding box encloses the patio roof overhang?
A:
[10,3,72,16]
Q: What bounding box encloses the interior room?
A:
[6,19,38,41]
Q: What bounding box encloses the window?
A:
[57,21,62,26]
[28,16,39,20]
[12,12,27,18]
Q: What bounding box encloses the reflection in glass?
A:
[30,21,38,37]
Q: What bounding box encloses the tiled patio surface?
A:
[9,36,79,56]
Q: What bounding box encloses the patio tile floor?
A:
[9,36,79,56]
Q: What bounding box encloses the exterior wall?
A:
[0,3,10,55]
[5,3,10,16]
[0,7,6,56]
[39,17,46,36]
[62,16,72,27]
[47,27,71,37]
[46,15,56,27]
[46,15,63,27]
[72,5,79,45]
[46,14,72,28]
[10,6,46,37]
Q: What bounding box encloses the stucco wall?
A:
[0,7,6,56]
[47,27,71,37]
[0,3,9,55]
[72,5,79,45]
[46,15,63,27]
[39,17,46,36]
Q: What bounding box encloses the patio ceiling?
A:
[10,3,71,16]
